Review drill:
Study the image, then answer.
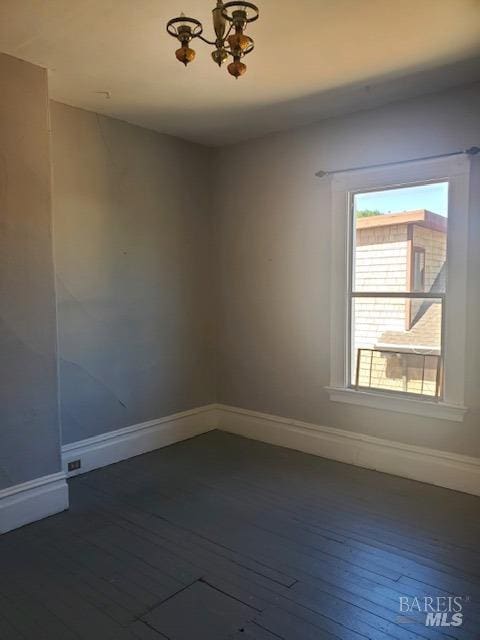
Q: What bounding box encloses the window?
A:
[327,155,470,421]
[351,182,447,398]
[411,247,425,293]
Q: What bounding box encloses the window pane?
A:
[353,182,448,294]
[351,297,443,396]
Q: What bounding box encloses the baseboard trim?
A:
[217,404,480,496]
[58,401,480,498]
[0,471,69,535]
[62,404,219,476]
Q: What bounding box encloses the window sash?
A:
[350,291,445,298]
[349,295,445,399]
[354,348,442,397]
[348,179,447,398]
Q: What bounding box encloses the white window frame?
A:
[326,155,470,422]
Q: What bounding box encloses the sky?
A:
[354,181,449,217]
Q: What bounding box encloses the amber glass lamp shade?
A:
[227,59,247,78]
[227,33,253,54]
[176,45,196,66]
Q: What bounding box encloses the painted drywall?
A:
[213,82,480,457]
[0,54,61,488]
[51,102,215,445]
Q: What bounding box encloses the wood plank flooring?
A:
[0,430,479,639]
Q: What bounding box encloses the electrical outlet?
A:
[68,459,81,472]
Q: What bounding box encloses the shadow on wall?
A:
[0,318,59,488]
[51,102,216,445]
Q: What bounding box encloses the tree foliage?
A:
[356,209,382,218]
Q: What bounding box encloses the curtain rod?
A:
[314,146,480,178]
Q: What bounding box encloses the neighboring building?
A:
[353,210,447,396]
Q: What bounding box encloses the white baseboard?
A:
[10,400,475,535]
[0,471,69,535]
[217,404,480,496]
[57,400,480,502]
[62,404,219,477]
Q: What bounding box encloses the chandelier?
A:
[166,1,259,78]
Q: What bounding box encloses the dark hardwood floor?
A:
[0,430,479,640]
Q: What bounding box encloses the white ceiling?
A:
[1,0,480,145]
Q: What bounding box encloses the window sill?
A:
[325,386,467,422]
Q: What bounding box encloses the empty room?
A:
[1,1,480,638]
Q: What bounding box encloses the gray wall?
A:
[45,84,480,458]
[3,58,476,494]
[0,54,61,488]
[213,82,480,458]
[51,102,215,445]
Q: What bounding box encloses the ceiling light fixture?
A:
[166,1,259,78]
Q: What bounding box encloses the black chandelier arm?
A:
[197,22,234,47]
[223,22,234,41]
[221,1,259,23]
[166,16,203,38]
[196,34,218,45]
